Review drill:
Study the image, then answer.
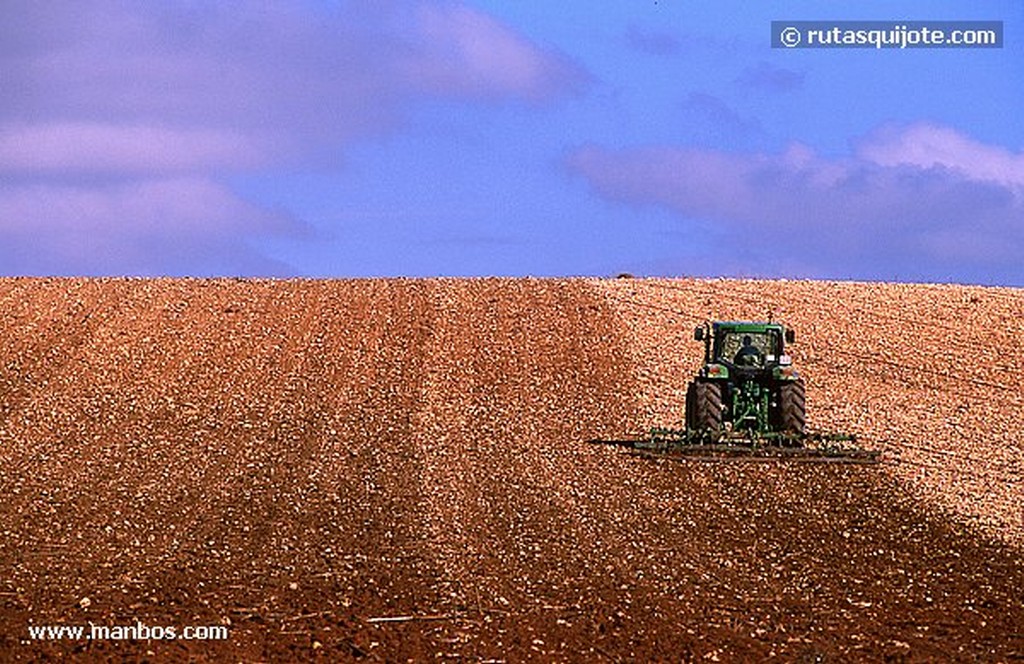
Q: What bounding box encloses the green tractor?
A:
[686,321,805,443]
[590,317,878,462]
[636,319,877,461]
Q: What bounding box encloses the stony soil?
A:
[0,277,1021,662]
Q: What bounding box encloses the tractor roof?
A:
[712,320,786,332]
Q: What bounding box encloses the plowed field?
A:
[0,277,1021,662]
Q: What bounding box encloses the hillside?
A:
[0,278,1021,661]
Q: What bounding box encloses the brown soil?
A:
[0,277,1021,662]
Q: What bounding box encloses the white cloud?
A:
[0,0,585,275]
[0,123,267,175]
[568,124,1024,283]
[858,122,1024,190]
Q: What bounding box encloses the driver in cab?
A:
[734,335,763,367]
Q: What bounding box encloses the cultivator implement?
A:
[592,428,881,464]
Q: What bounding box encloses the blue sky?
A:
[2,1,1022,283]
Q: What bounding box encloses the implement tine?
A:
[589,428,881,464]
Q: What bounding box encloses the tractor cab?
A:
[695,321,795,374]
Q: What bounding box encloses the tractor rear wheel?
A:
[685,382,696,429]
[778,379,806,437]
[687,381,723,433]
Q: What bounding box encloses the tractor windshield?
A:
[717,330,781,366]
